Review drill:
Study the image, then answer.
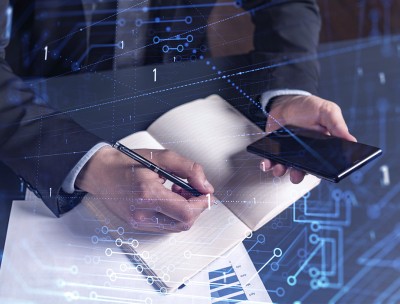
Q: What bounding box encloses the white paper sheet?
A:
[0,198,271,303]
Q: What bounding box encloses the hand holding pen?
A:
[75,143,215,233]
[113,142,205,197]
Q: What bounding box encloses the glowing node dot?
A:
[105,248,113,257]
[274,248,283,257]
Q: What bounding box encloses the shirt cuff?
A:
[61,142,111,194]
[260,89,312,114]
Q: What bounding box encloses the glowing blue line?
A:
[160,37,188,41]
[55,22,87,53]
[247,240,260,253]
[375,278,400,303]
[77,43,120,64]
[357,225,400,264]
[329,262,377,303]
[277,226,308,260]
[8,36,399,130]
[141,18,187,24]
[245,252,278,285]
[293,241,324,278]
[294,198,351,226]
[304,199,341,218]
[376,181,400,209]
[4,6,12,40]
[320,226,344,287]
[321,237,326,274]
[319,238,336,276]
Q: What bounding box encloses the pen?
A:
[112,142,203,197]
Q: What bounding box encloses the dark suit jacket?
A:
[0,0,321,216]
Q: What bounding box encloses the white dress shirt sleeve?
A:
[260,89,312,114]
[61,142,111,193]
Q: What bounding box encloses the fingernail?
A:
[260,162,266,172]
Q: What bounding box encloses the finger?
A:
[134,167,166,184]
[188,193,217,215]
[171,183,182,193]
[149,184,208,224]
[157,176,167,184]
[90,199,183,233]
[171,184,192,200]
[320,103,357,142]
[273,164,288,177]
[158,150,214,194]
[289,168,305,184]
[260,159,274,172]
[266,115,285,134]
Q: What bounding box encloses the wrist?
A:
[266,95,287,114]
[269,95,312,120]
[75,146,118,193]
[267,95,294,122]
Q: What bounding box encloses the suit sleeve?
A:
[0,0,102,216]
[241,0,321,96]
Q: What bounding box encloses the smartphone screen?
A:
[247,125,382,182]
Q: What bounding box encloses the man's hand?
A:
[261,95,357,183]
[76,147,215,233]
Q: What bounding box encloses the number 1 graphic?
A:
[44,46,48,61]
[153,68,157,82]
[380,165,390,186]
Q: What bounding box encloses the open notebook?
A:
[81,95,320,293]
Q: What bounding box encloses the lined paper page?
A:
[91,130,250,292]
[83,195,248,292]
[147,95,320,231]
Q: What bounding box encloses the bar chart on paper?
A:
[209,265,248,303]
[206,243,272,303]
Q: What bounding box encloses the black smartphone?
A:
[247,125,382,182]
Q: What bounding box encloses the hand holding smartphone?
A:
[247,125,382,183]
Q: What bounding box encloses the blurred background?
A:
[207,0,400,56]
